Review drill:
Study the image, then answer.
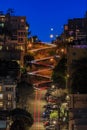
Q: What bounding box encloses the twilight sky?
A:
[0,0,87,42]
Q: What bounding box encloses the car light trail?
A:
[38,90,42,130]
[34,90,38,129]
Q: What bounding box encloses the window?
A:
[7,94,12,100]
[0,94,3,99]
[72,52,76,56]
[1,18,4,21]
[0,102,3,107]
[21,19,24,22]
[6,87,13,91]
[0,86,2,91]
[0,46,2,50]
[0,23,4,27]
[6,102,11,108]
[18,38,23,42]
[11,36,17,40]
[7,102,11,106]
[12,18,17,22]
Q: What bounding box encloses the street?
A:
[30,88,47,130]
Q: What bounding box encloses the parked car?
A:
[46,125,56,130]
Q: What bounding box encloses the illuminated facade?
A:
[0,76,16,110]
[64,16,87,41]
[0,13,28,65]
[0,14,28,47]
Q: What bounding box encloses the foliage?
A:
[0,60,20,78]
[52,56,67,89]
[9,108,34,130]
[10,119,25,130]
[50,110,58,119]
[16,81,34,107]
[24,54,34,68]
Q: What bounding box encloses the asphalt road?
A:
[29,88,47,130]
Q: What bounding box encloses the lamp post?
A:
[65,73,69,91]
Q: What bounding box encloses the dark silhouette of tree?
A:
[52,56,67,89]
[0,60,20,79]
[9,108,34,130]
[29,35,41,43]
[10,120,25,130]
[6,8,15,16]
[16,81,34,108]
[24,54,34,68]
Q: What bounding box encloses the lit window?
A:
[0,94,3,99]
[1,18,4,21]
[0,46,2,50]
[0,86,2,91]
[0,102,3,107]
[7,102,11,106]
[21,19,24,22]
[8,94,12,100]
[0,23,4,27]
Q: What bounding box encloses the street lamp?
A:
[28,43,32,49]
[66,74,69,90]
[50,27,54,42]
[51,85,55,89]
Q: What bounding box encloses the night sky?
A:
[0,0,87,42]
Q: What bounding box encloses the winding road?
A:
[28,42,59,130]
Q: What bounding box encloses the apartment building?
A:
[0,76,17,110]
[0,13,28,45]
[64,15,87,41]
[0,13,29,65]
[67,41,87,130]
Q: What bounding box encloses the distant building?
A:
[64,14,87,42]
[0,12,29,65]
[0,76,17,110]
[0,13,28,47]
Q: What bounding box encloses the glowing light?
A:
[51,28,54,31]
[61,48,64,53]
[28,43,32,48]
[38,91,42,130]
[50,34,54,38]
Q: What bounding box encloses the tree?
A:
[52,56,67,89]
[29,35,41,43]
[24,53,34,68]
[9,108,34,130]
[10,120,25,130]
[16,81,34,109]
[0,60,20,79]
